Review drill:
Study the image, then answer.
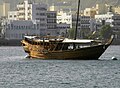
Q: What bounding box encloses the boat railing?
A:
[25,35,65,42]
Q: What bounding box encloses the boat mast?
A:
[74,0,80,40]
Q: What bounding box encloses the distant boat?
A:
[21,0,114,60]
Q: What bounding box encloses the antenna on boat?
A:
[74,0,81,40]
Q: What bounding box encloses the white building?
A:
[95,12,114,24]
[57,10,72,28]
[56,11,94,38]
[4,0,58,39]
[56,11,93,31]
[95,12,120,39]
[5,12,58,39]
[5,10,57,39]
[8,11,17,20]
[4,20,46,39]
[95,12,114,31]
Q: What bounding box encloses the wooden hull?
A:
[29,44,109,60]
[21,35,114,60]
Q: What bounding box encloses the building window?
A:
[18,26,21,29]
[36,18,39,20]
[28,7,31,10]
[40,13,45,16]
[40,18,45,21]
[11,24,13,28]
[9,15,12,18]
[36,13,39,15]
[36,7,47,11]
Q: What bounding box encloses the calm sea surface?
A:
[0,46,120,88]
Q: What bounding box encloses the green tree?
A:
[99,25,113,39]
[68,28,75,39]
[80,29,91,39]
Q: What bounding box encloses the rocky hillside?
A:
[1,0,120,10]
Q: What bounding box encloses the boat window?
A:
[68,44,74,49]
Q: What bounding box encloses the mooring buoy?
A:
[112,56,117,60]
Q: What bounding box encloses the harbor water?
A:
[0,46,120,88]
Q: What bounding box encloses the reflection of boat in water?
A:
[21,0,114,60]
[21,35,114,60]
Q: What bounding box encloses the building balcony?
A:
[18,15,25,18]
[18,10,25,13]
[17,5,24,8]
[17,13,24,16]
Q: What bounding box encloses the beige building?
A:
[0,2,10,17]
[84,4,109,18]
[49,2,76,14]
[113,6,120,14]
[49,3,56,11]
[84,8,97,18]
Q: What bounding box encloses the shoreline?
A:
[0,38,120,46]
